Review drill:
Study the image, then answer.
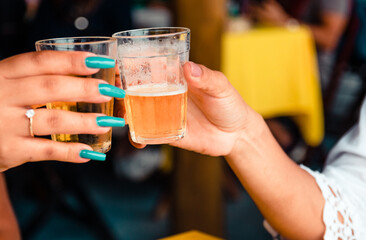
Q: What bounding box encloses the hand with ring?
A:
[0,51,125,172]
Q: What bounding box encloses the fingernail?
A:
[79,150,106,161]
[85,56,115,69]
[96,116,125,127]
[190,62,202,77]
[99,84,125,98]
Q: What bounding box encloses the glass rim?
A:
[112,27,190,39]
[35,36,116,46]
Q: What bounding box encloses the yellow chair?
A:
[221,26,324,146]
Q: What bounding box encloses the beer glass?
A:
[113,27,190,144]
[35,37,117,153]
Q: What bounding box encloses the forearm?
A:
[226,113,325,239]
[307,12,348,52]
[308,25,340,52]
[0,174,21,240]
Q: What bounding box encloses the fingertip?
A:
[128,132,146,149]
[85,56,116,69]
[78,158,91,164]
[79,148,106,162]
[83,52,96,58]
[133,142,147,149]
[78,52,99,75]
[67,51,99,76]
[98,83,126,98]
[189,61,203,78]
[74,144,93,163]
[184,62,202,90]
[184,61,203,79]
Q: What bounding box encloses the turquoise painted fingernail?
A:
[99,84,125,98]
[79,150,106,161]
[85,56,115,69]
[96,116,125,127]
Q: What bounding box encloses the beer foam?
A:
[126,83,187,96]
[117,38,189,58]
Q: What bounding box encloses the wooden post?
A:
[173,0,225,70]
[171,0,226,237]
[172,150,224,237]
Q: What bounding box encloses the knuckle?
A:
[78,113,89,129]
[69,53,82,72]
[46,112,61,129]
[66,145,76,161]
[80,113,89,125]
[57,52,78,73]
[32,51,51,66]
[43,146,55,159]
[81,78,93,97]
[40,76,60,93]
[214,70,226,80]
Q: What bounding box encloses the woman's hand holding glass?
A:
[0,51,125,172]
[125,61,325,239]
[124,61,261,155]
[168,62,261,157]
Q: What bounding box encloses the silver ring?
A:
[25,109,35,137]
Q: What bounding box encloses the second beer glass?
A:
[35,37,117,153]
[113,27,190,144]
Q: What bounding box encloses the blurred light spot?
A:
[74,17,89,30]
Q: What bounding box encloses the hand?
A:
[0,51,124,171]
[171,62,261,157]
[119,61,262,155]
[249,0,290,26]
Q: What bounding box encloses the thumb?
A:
[183,61,232,98]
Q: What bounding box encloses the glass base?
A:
[132,133,185,145]
[91,141,111,153]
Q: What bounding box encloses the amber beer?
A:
[125,84,187,144]
[47,67,115,153]
[113,27,190,144]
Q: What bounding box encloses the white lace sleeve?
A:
[301,165,359,240]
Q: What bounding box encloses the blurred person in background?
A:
[248,0,351,91]
[242,0,352,155]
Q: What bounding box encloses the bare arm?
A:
[308,12,348,51]
[250,1,349,52]
[170,62,326,239]
[227,115,325,239]
[0,173,21,240]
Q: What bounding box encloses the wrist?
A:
[227,110,266,160]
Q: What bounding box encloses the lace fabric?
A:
[301,165,359,240]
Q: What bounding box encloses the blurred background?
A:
[1,0,366,239]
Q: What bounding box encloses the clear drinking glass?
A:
[113,27,190,144]
[35,37,117,153]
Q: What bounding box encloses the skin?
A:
[0,51,115,171]
[0,173,20,239]
[249,0,348,52]
[124,62,326,239]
